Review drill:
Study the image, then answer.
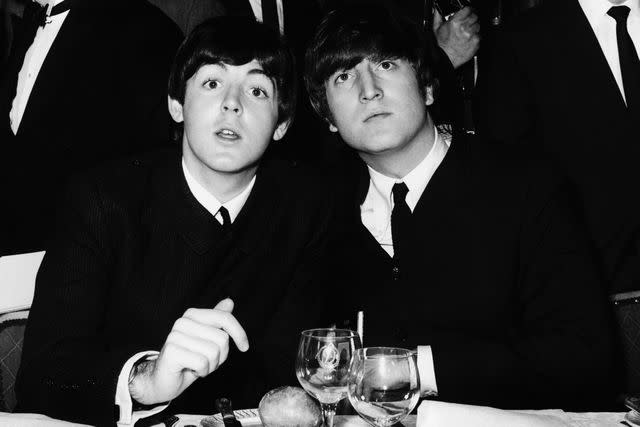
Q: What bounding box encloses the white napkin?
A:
[417,401,571,427]
[0,412,92,426]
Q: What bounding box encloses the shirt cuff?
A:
[417,345,438,396]
[116,351,168,427]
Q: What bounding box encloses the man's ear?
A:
[168,96,184,123]
[424,86,434,106]
[272,120,291,141]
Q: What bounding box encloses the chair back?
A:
[0,310,29,412]
[612,290,640,395]
[0,251,44,411]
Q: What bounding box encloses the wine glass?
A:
[347,347,420,427]
[296,328,362,427]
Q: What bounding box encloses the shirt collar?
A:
[181,158,255,223]
[579,0,639,22]
[366,126,449,211]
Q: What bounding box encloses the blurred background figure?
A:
[0,0,182,256]
[477,0,639,294]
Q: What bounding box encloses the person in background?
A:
[16,17,335,426]
[0,0,182,256]
[305,2,618,411]
[477,0,639,294]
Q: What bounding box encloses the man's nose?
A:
[359,70,382,102]
[221,88,242,114]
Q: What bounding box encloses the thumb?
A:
[214,298,234,313]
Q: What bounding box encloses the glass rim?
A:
[300,328,360,338]
[355,346,416,358]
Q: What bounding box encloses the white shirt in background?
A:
[578,0,640,104]
[10,0,69,134]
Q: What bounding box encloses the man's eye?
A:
[379,61,395,70]
[335,72,351,84]
[250,87,268,98]
[204,79,219,89]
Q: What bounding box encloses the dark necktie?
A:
[607,6,640,110]
[218,206,231,232]
[391,183,411,264]
[261,0,279,32]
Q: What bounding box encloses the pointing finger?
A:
[214,298,234,313]
[183,308,249,352]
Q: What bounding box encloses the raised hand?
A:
[433,6,481,69]
[128,298,249,405]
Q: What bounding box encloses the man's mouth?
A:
[363,112,391,122]
[216,128,240,140]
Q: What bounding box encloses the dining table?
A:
[0,408,634,427]
[166,411,633,427]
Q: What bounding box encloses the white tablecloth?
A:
[0,410,630,427]
[172,411,629,427]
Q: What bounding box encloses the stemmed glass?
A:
[347,347,420,427]
[296,328,362,427]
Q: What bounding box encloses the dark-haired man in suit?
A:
[0,0,182,255]
[16,17,335,426]
[477,0,639,294]
[305,2,618,411]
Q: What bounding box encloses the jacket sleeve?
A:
[15,177,145,426]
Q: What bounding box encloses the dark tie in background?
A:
[391,183,412,265]
[218,206,231,232]
[607,6,640,111]
[261,0,279,32]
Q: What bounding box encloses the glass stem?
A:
[321,402,338,427]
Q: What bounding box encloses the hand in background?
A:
[434,6,480,69]
[128,298,249,405]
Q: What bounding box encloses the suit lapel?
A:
[232,156,279,255]
[154,154,226,255]
[16,7,81,137]
[563,0,627,110]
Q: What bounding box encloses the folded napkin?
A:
[0,412,92,427]
[417,401,571,427]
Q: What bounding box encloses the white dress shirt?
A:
[115,159,255,426]
[248,0,285,34]
[360,126,450,395]
[10,0,69,134]
[579,0,640,104]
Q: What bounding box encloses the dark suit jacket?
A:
[333,135,617,410]
[476,0,640,294]
[15,149,336,426]
[0,0,182,255]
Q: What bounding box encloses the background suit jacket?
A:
[15,149,336,426]
[333,135,618,410]
[0,0,182,255]
[476,0,639,294]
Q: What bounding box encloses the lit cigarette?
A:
[357,311,364,345]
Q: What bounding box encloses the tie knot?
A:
[392,182,409,204]
[607,6,631,23]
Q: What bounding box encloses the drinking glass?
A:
[296,328,362,427]
[347,347,420,427]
